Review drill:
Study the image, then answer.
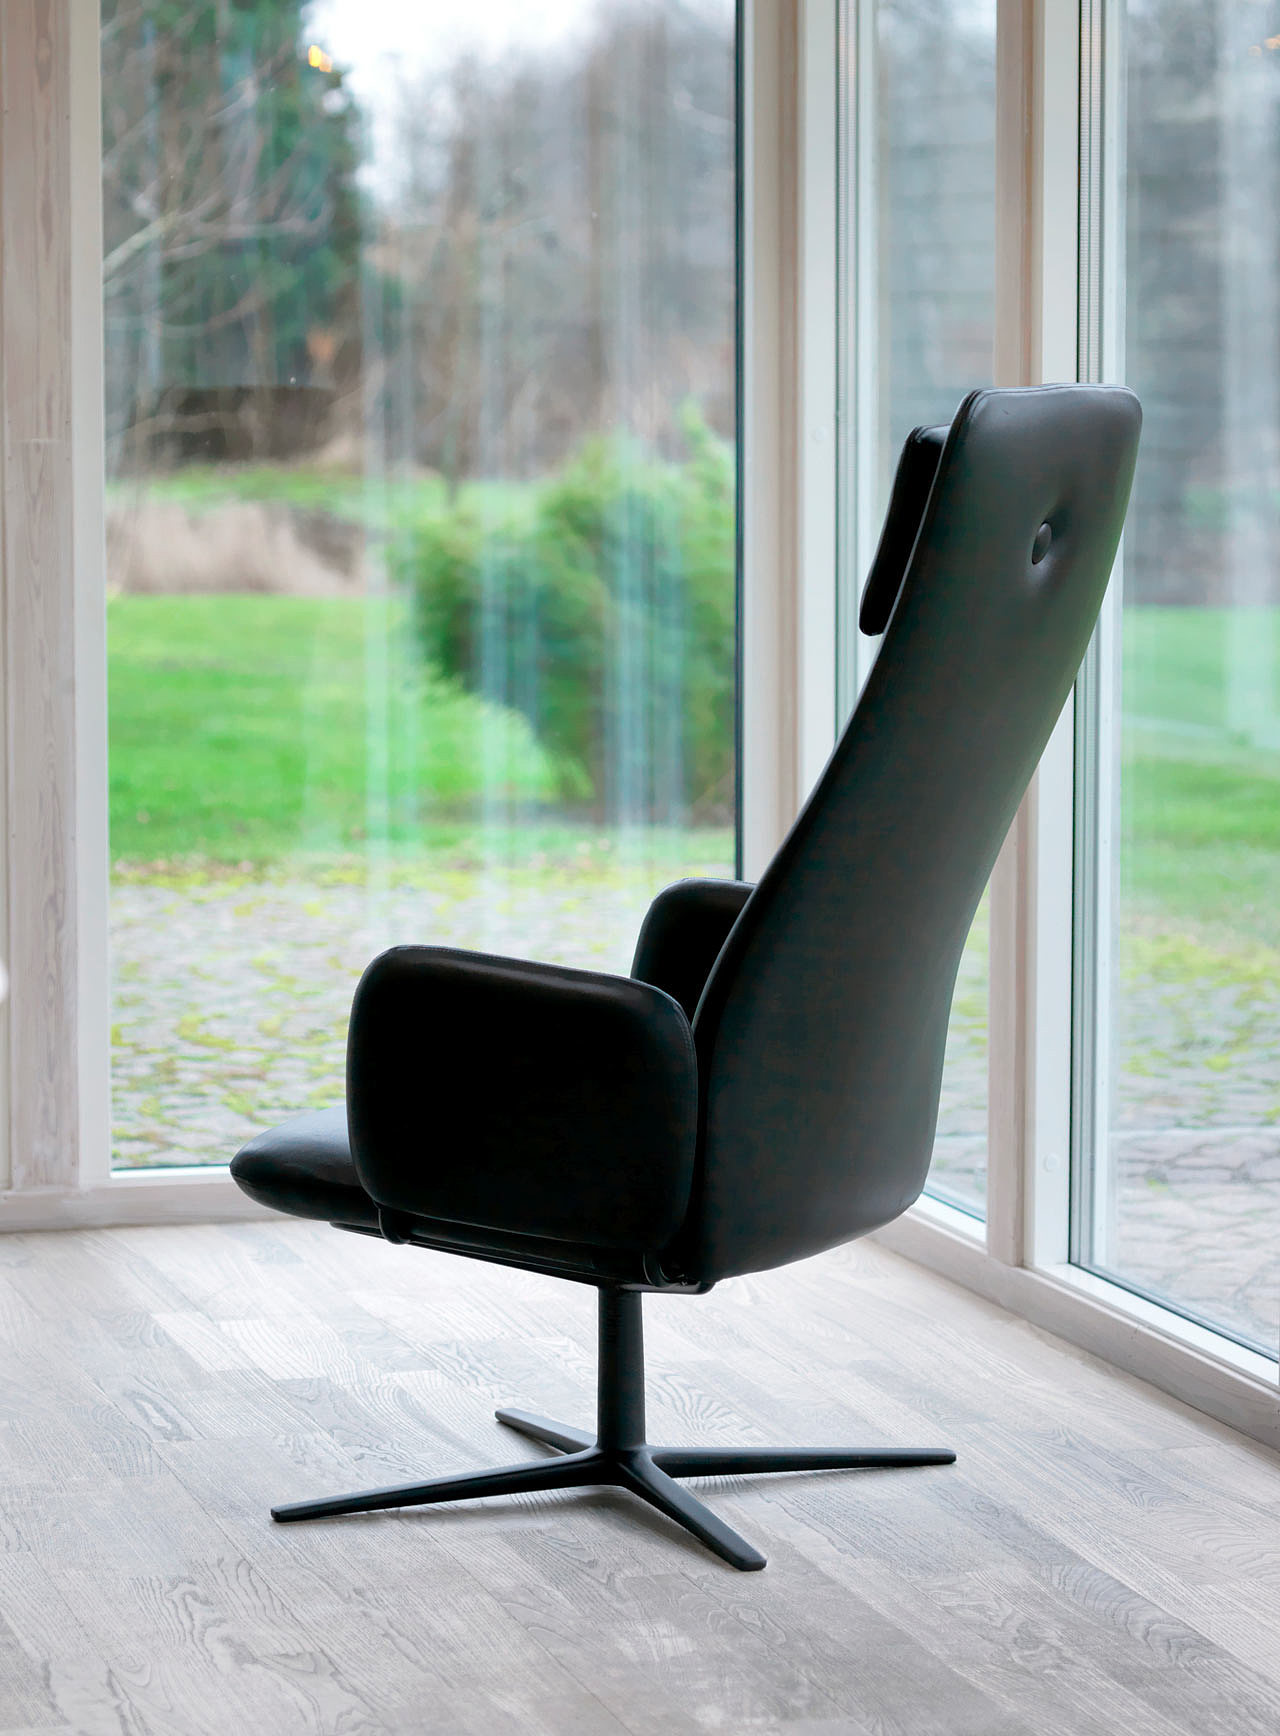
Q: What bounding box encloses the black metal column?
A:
[596,1288,646,1451]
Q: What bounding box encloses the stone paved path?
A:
[111,860,1280,1356]
[111,851,730,1173]
[926,923,1280,1353]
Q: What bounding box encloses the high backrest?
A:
[673,384,1141,1285]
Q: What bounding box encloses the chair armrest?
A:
[346,946,698,1251]
[630,878,755,1020]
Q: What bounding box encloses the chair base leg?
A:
[651,1445,957,1478]
[494,1407,595,1455]
[272,1440,772,1571]
[267,1288,955,1570]
[614,1450,767,1570]
[271,1421,955,1572]
[270,1450,593,1524]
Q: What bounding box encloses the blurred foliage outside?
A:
[399,411,735,818]
[109,410,737,855]
[102,1,735,479]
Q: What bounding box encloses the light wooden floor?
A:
[1,1222,1278,1735]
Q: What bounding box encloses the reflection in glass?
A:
[102,1,737,1166]
[1094,0,1280,1354]
[866,0,996,1215]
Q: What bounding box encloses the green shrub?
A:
[399,409,736,817]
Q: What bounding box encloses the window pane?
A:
[103,1,737,1168]
[1090,0,1280,1354]
[846,0,997,1216]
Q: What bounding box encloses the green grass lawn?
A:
[109,593,1280,956]
[1121,606,1280,948]
[108,594,557,861]
[108,593,732,872]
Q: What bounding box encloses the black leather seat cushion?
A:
[231,1107,379,1230]
[231,1102,675,1287]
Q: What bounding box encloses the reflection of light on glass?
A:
[307,44,334,71]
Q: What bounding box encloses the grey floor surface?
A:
[1,1221,1278,1734]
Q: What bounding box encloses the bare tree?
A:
[102,0,361,470]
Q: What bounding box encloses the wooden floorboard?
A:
[0,1221,1277,1734]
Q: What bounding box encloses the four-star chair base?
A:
[270,1287,956,1570]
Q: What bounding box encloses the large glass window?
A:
[1078,0,1280,1356]
[102,1,737,1168]
[841,0,997,1217]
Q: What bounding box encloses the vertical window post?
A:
[986,0,1080,1269]
[740,0,840,878]
[1,0,81,1199]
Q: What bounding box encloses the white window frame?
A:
[2,0,1276,1445]
[860,0,1280,1443]
[5,0,796,1231]
[740,0,840,872]
[748,0,1278,1443]
[0,0,309,1227]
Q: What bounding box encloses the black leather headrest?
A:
[858,424,948,635]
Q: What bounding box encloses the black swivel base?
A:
[271,1288,955,1571]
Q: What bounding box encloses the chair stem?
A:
[596,1287,646,1451]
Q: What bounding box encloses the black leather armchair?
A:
[232,384,1141,1570]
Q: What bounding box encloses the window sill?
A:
[0,1166,272,1230]
[916,1188,987,1240]
[874,1201,1279,1452]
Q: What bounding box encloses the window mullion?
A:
[1,0,82,1198]
[987,0,1081,1268]
[740,0,803,875]
[71,0,113,1192]
[741,0,842,875]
